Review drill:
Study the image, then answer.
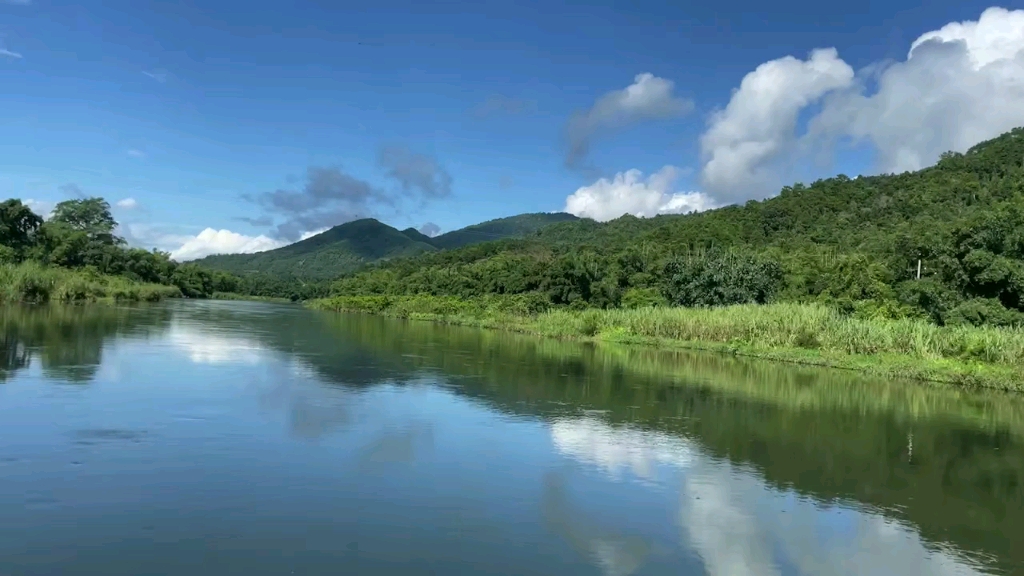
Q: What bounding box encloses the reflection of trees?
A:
[297,310,1024,575]
[26,300,1021,572]
[0,334,28,382]
[0,304,172,384]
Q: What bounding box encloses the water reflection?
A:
[0,301,1021,575]
[165,320,269,365]
[552,417,992,575]
[542,470,652,576]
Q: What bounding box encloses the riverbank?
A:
[211,291,293,303]
[0,262,181,303]
[308,294,1024,391]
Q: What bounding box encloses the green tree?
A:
[50,198,123,245]
[0,199,44,260]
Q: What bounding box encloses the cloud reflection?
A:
[541,470,652,576]
[549,417,991,576]
[166,321,270,365]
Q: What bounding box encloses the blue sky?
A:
[2,0,1022,259]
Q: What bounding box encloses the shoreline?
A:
[307,295,1024,392]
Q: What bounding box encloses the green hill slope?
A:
[195,218,436,280]
[194,212,578,280]
[430,212,579,249]
[331,127,1024,327]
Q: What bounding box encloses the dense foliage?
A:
[0,197,244,299]
[329,128,1024,327]
[194,213,578,281]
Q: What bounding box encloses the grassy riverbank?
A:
[210,291,293,303]
[0,262,181,303]
[308,294,1024,391]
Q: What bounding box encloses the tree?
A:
[0,199,43,260]
[50,198,123,246]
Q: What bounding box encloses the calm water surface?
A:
[0,301,1021,575]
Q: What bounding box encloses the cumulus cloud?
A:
[418,222,441,237]
[169,228,284,261]
[566,73,693,168]
[700,7,1024,201]
[115,197,138,209]
[377,145,453,198]
[810,6,1024,174]
[699,48,855,201]
[564,166,716,222]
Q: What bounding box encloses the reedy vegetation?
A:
[311,294,1024,390]
[0,262,180,303]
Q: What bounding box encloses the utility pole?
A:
[917,259,922,280]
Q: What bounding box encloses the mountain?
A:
[332,127,1024,327]
[429,212,579,250]
[194,212,578,280]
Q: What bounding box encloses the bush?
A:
[945,298,1024,327]
[621,287,667,309]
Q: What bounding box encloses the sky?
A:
[1,1,1023,260]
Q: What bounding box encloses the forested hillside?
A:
[330,128,1024,327]
[195,212,577,280]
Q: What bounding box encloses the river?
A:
[0,300,1020,575]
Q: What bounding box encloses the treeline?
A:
[329,128,1024,328]
[0,196,241,298]
[0,195,333,302]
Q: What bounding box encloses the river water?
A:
[0,300,1020,575]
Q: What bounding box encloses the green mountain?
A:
[194,212,577,280]
[332,127,1024,327]
[430,212,579,250]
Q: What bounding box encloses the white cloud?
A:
[24,198,53,219]
[567,73,694,167]
[699,48,855,200]
[115,197,138,209]
[0,48,22,59]
[699,7,1024,201]
[564,165,716,222]
[810,6,1024,174]
[169,228,285,261]
[299,227,328,241]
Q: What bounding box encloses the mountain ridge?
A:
[194,212,578,280]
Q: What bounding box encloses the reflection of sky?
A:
[550,417,993,576]
[164,321,269,365]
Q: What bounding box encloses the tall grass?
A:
[310,294,1024,390]
[0,262,181,304]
